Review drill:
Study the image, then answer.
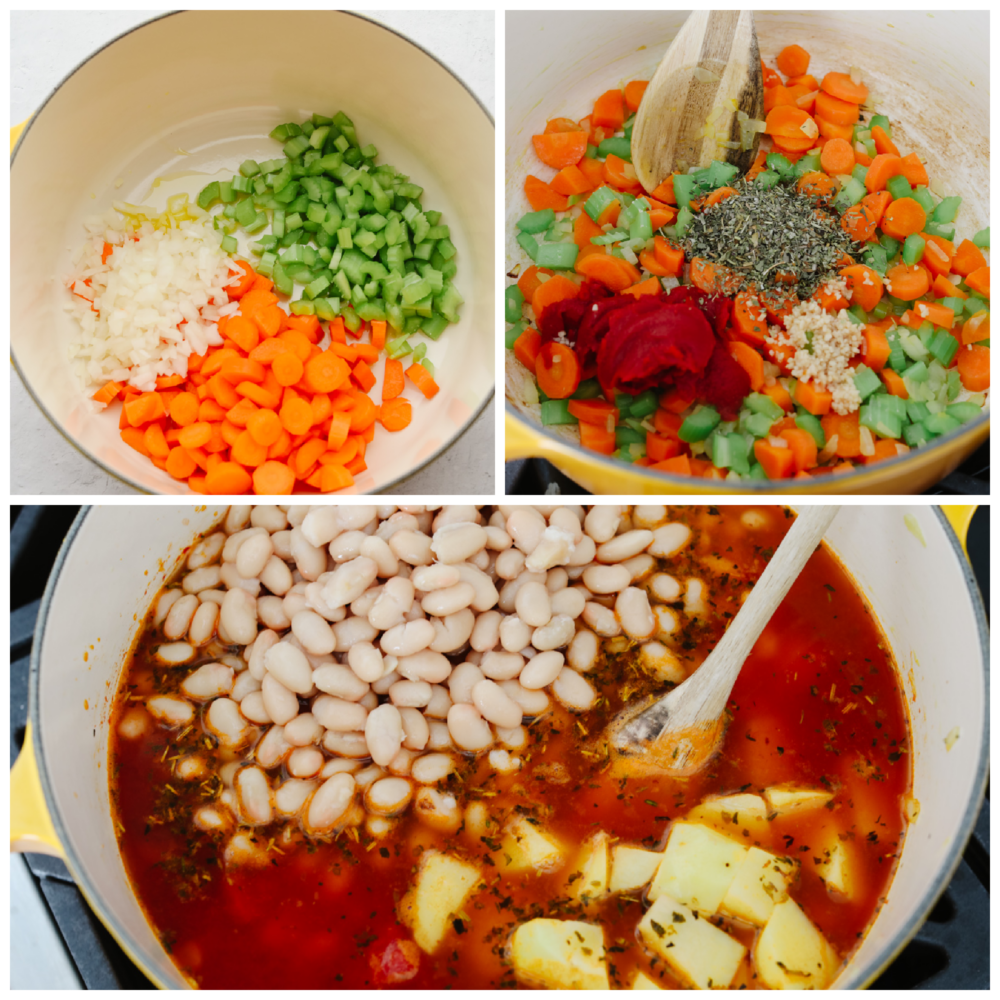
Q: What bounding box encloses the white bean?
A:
[313,663,369,701]
[480,650,525,681]
[396,650,452,684]
[421,582,475,617]
[257,595,290,631]
[284,712,323,746]
[251,504,287,532]
[425,684,452,719]
[220,588,258,645]
[332,616,378,650]
[313,694,368,732]
[567,629,600,672]
[236,766,272,825]
[368,576,415,631]
[388,529,434,566]
[531,614,576,651]
[518,650,565,690]
[289,610,334,656]
[389,680,433,708]
[239,691,272,725]
[270,530,293,561]
[525,526,577,572]
[470,610,502,651]
[183,566,222,594]
[224,506,252,534]
[499,615,532,653]
[287,747,324,778]
[146,694,194,726]
[206,698,253,746]
[583,563,631,594]
[236,532,274,580]
[649,573,682,602]
[410,564,461,592]
[155,642,196,666]
[414,787,461,833]
[365,777,413,816]
[231,671,261,702]
[322,730,370,758]
[621,553,656,583]
[584,505,623,543]
[431,522,488,564]
[360,535,398,578]
[426,720,453,750]
[505,508,547,555]
[275,778,317,817]
[305,773,356,833]
[616,587,656,639]
[380,619,435,657]
[289,526,327,581]
[497,725,528,751]
[398,706,430,750]
[219,562,261,598]
[187,531,226,570]
[552,667,597,711]
[319,758,363,779]
[648,522,692,558]
[163,594,199,640]
[264,642,313,694]
[180,662,233,701]
[248,629,279,681]
[453,563,500,612]
[500,680,550,717]
[321,556,379,610]
[347,642,385,683]
[654,605,679,638]
[472,679,522,729]
[411,753,455,784]
[495,548,526,580]
[154,589,183,627]
[582,601,622,637]
[596,529,654,563]
[301,508,341,547]
[261,673,299,725]
[640,641,685,683]
[447,704,493,751]
[117,706,150,740]
[365,704,404,766]
[259,555,293,597]
[257,724,292,768]
[685,578,707,616]
[188,601,219,646]
[429,608,475,653]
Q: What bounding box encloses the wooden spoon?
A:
[631,10,764,193]
[610,505,841,774]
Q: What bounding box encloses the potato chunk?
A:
[764,785,833,816]
[631,971,663,989]
[648,821,747,913]
[688,793,770,842]
[721,846,797,926]
[638,893,746,990]
[510,918,609,989]
[569,832,609,901]
[500,816,565,873]
[399,851,480,954]
[610,844,663,894]
[755,897,840,989]
[817,838,856,900]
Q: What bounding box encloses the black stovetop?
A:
[9,505,990,989]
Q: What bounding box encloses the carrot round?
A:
[965,266,990,298]
[885,263,930,301]
[839,264,884,313]
[819,137,854,177]
[727,341,765,391]
[794,379,833,416]
[380,397,413,432]
[531,273,581,318]
[840,203,877,242]
[535,342,581,399]
[177,421,212,450]
[225,260,255,299]
[870,124,899,157]
[165,446,197,480]
[513,328,542,371]
[952,239,988,277]
[880,198,927,240]
[406,363,440,400]
[304,352,351,393]
[230,429,268,468]
[348,393,377,433]
[778,427,818,474]
[532,131,588,169]
[764,105,816,139]
[956,345,989,392]
[524,175,569,213]
[205,461,252,495]
[776,44,811,78]
[820,71,869,106]
[567,398,619,426]
[270,351,304,387]
[279,394,314,435]
[246,408,283,447]
[624,80,648,112]
[592,89,625,129]
[252,460,295,495]
[814,91,859,126]
[382,358,405,401]
[816,116,854,142]
[863,154,903,193]
[575,253,642,293]
[797,171,839,200]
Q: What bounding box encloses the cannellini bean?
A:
[496,724,528,751]
[648,522,692,558]
[583,505,622,543]
[224,832,268,869]
[411,752,455,784]
[632,505,667,528]
[320,758,363,779]
[463,800,490,840]
[270,529,293,560]
[287,526,325,582]
[398,706,430,750]
[287,747,324,778]
[236,532,274,580]
[546,568,570,593]
[290,609,335,655]
[648,573,682,602]
[500,680,550,717]
[552,667,597,711]
[313,694,368,732]
[489,749,521,774]
[388,748,416,777]
[470,610,502,651]
[354,764,386,789]
[484,525,512,551]
[429,608,475,653]
[305,773,357,833]
[372,669,400,695]
[189,601,219,646]
[239,691,272,725]
[220,588,257,645]
[582,601,622,637]
[366,777,413,816]
[359,535,398,579]
[180,662,234,701]
[256,725,292,768]
[396,650,452,684]
[621,553,656,583]
[259,555,293,597]
[224,506,252,534]
[531,613,575,651]
[284,712,323,746]
[275,778,317,817]
[154,589,183,627]
[231,670,261,703]
[567,629,600,672]
[448,662,485,705]
[188,531,226,570]
[194,806,229,832]
[322,730,370,758]
[146,694,194,727]
[368,576,415,631]
[505,508,547,555]
[176,756,208,781]
[596,529,654,563]
[222,526,266,564]
[183,566,222,594]
[431,522,488,564]
[381,619,435,657]
[388,529,434,566]
[480,650,524,681]
[411,564,461,591]
[499,616,532,653]
[425,684,452,719]
[117,706,150,739]
[499,571,546,613]
[616,587,656,639]
[525,526,577,572]
[219,563,262,598]
[347,642,385,684]
[257,595,291,631]
[640,641,685,683]
[155,642,196,665]
[472,679,522,729]
[336,505,377,531]
[163,594,199,640]
[495,548,526,580]
[236,766,272,825]
[263,642,313,694]
[426,720,453,750]
[248,629,279,681]
[685,578,707,616]
[206,698,254,746]
[414,787,461,833]
[313,663,369,702]
[447,704,493,751]
[250,504,287,532]
[301,507,341,547]
[332,616,378,650]
[421,582,475,617]
[351,585,382,618]
[366,704,404,766]
[322,556,379,610]
[453,563,499,612]
[518,650,564,690]
[389,680,433,708]
[566,534,597,568]
[582,563,631,594]
[654,606,679,638]
[261,674,299,725]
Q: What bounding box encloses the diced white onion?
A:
[693,66,721,83]
[859,425,876,457]
[849,66,863,86]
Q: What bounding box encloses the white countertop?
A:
[11,10,496,497]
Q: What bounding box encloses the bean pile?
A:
[118,504,698,866]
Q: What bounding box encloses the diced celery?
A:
[910,186,935,215]
[572,378,602,400]
[886,175,912,200]
[629,390,659,419]
[924,220,955,241]
[899,330,929,361]
[932,196,962,224]
[833,177,866,211]
[745,392,784,421]
[766,153,793,176]
[864,244,888,274]
[870,114,892,137]
[756,169,781,189]
[973,227,990,249]
[516,231,538,261]
[946,402,981,424]
[534,243,579,269]
[675,205,693,237]
[541,399,578,425]
[745,412,775,438]
[598,136,632,161]
[902,234,925,266]
[903,422,931,448]
[616,426,645,446]
[927,329,959,366]
[584,186,618,222]
[923,412,961,436]
[859,397,902,439]
[679,405,721,442]
[505,284,524,323]
[879,234,901,257]
[854,364,883,400]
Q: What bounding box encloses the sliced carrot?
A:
[225,260,255,299]
[764,105,815,138]
[819,138,854,177]
[621,276,662,299]
[864,154,903,193]
[921,234,957,278]
[532,131,588,169]
[839,264,883,312]
[550,164,591,196]
[653,236,685,277]
[535,342,581,399]
[880,368,909,399]
[246,408,283,447]
[821,411,862,458]
[645,432,680,464]
[165,446,197,480]
[592,89,625,129]
[905,300,955,331]
[965,266,989,298]
[961,311,990,346]
[252,460,295,495]
[880,198,927,240]
[794,378,833,416]
[870,124,899,157]
[762,380,794,412]
[816,116,854,142]
[327,410,352,450]
[524,175,569,212]
[143,422,170,459]
[726,341,764,390]
[776,44,810,78]
[380,397,412,432]
[898,152,929,188]
[603,153,642,194]
[279,392,314,435]
[753,440,795,479]
[932,273,966,300]
[814,91,859,127]
[517,264,555,302]
[861,324,891,372]
[351,360,377,394]
[124,392,167,427]
[820,71,868,105]
[624,80,648,112]
[531,273,581,318]
[406,363,441,400]
[778,427,819,473]
[204,461,252,495]
[885,263,930,301]
[952,239,988,277]
[651,453,692,476]
[956,345,989,391]
[230,430,268,468]
[578,420,616,455]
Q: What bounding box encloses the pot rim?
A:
[28,505,989,989]
[11,10,495,496]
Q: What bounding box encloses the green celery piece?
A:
[616,426,645,446]
[672,173,697,209]
[923,412,961,436]
[863,244,888,275]
[902,234,926,266]
[879,234,901,257]
[675,205,693,237]
[420,313,449,340]
[910,186,935,215]
[269,122,301,142]
[765,153,793,176]
[972,226,990,248]
[794,412,826,447]
[235,197,258,228]
[598,137,632,161]
[902,360,929,383]
[924,220,955,241]
[869,114,892,137]
[196,181,220,210]
[926,328,959,366]
[851,163,869,185]
[859,398,902,439]
[946,402,982,424]
[745,412,775,438]
[679,405,721,442]
[534,242,579,270]
[516,231,538,260]
[584,186,618,222]
[885,174,912,200]
[705,160,739,189]
[931,196,962,224]
[899,329,929,361]
[629,390,659,419]
[853,364,882,400]
[903,422,931,448]
[756,169,781,190]
[541,399,578,425]
[833,177,866,212]
[505,284,524,323]
[572,378,602,400]
[744,392,783,421]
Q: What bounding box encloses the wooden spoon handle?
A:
[664,505,841,732]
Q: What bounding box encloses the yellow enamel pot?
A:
[505,11,989,494]
[10,504,987,989]
[12,11,494,494]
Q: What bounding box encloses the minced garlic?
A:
[765,286,863,415]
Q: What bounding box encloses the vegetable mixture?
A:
[507,46,989,481]
[66,111,461,494]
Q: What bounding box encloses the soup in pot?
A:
[108,504,911,988]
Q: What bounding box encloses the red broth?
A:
[108,505,910,988]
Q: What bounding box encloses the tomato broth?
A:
[108,505,910,989]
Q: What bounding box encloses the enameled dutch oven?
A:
[505,11,989,494]
[11,505,988,988]
[12,11,494,494]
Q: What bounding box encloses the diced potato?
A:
[569,832,609,901]
[610,844,664,894]
[817,837,856,901]
[500,816,566,873]
[631,971,663,989]
[511,918,609,989]
[755,897,840,989]
[688,793,770,842]
[648,821,747,913]
[721,846,797,926]
[764,785,833,816]
[399,851,480,954]
[638,892,746,990]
